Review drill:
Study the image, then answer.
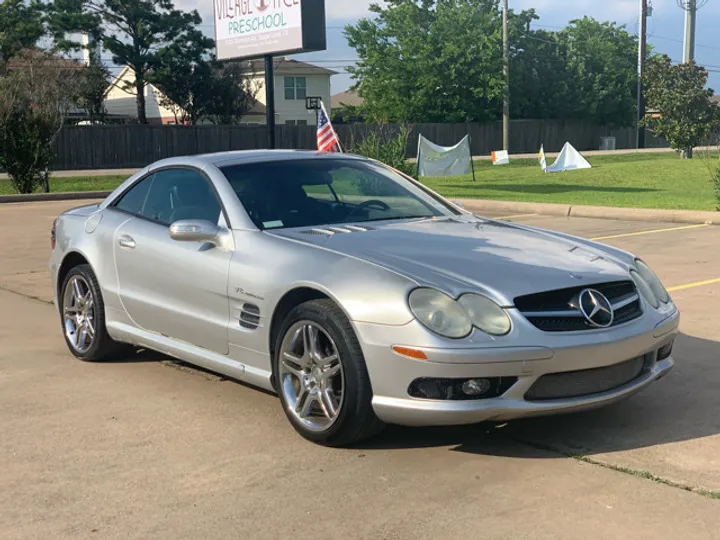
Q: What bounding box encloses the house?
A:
[238,58,337,125]
[103,58,336,125]
[331,89,364,112]
[103,66,188,125]
[330,89,365,123]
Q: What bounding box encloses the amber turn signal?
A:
[391,346,428,361]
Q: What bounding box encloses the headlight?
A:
[457,294,512,335]
[635,259,670,304]
[630,270,659,308]
[408,288,472,338]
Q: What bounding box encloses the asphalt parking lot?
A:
[2,200,719,539]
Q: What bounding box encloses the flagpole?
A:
[466,118,475,182]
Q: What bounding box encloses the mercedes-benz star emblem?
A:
[578,289,614,328]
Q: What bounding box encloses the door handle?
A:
[118,235,136,249]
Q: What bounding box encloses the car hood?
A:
[270,216,632,305]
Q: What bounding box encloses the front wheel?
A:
[274,299,384,446]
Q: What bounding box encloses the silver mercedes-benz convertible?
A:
[49,150,679,446]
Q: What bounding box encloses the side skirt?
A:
[107,321,275,393]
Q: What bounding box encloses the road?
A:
[1,200,719,539]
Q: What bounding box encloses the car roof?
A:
[197,149,366,168]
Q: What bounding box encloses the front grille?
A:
[516,280,643,332]
[524,356,647,401]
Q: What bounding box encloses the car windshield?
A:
[220,158,459,230]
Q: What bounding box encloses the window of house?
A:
[284,77,307,100]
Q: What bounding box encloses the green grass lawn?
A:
[421,152,719,211]
[1,152,718,211]
[0,175,128,195]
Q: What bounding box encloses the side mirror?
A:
[169,220,221,243]
[451,200,465,209]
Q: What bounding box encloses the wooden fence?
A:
[49,120,669,171]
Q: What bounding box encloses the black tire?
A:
[273,299,385,446]
[59,264,129,362]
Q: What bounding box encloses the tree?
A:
[0,0,46,73]
[202,62,259,125]
[345,0,537,123]
[642,55,720,158]
[509,29,576,121]
[151,53,258,125]
[346,3,639,126]
[556,18,638,127]
[77,60,111,123]
[510,19,638,126]
[49,0,214,124]
[0,51,80,193]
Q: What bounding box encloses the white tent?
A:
[544,142,592,173]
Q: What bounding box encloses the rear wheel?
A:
[274,299,384,446]
[60,264,127,362]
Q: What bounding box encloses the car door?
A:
[110,167,233,355]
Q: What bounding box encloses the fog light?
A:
[658,340,674,360]
[408,377,518,401]
[461,378,492,396]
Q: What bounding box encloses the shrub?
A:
[0,52,78,193]
[346,124,417,179]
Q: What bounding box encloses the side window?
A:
[140,169,223,226]
[114,175,154,215]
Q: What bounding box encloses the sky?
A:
[182,0,720,95]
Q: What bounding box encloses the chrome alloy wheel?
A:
[279,321,345,432]
[63,275,95,354]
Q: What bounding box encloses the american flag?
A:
[317,102,342,153]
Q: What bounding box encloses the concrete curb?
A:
[457,198,718,225]
[0,191,111,204]
[458,199,572,217]
[1,192,717,225]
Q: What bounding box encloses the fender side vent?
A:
[239,303,261,330]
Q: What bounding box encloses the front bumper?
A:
[356,307,679,427]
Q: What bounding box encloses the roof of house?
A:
[331,90,364,109]
[241,57,338,76]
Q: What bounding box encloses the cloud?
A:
[326,0,375,20]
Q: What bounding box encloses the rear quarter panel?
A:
[51,205,132,312]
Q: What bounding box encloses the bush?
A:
[0,52,78,194]
[346,124,417,179]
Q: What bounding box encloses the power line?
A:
[648,34,720,52]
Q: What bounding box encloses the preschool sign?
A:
[213,0,326,60]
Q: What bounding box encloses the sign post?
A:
[213,0,327,149]
[265,55,276,148]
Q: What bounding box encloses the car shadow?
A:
[353,332,720,458]
[101,347,165,363]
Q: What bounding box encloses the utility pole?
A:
[681,0,697,157]
[682,0,696,63]
[636,0,647,149]
[502,0,510,153]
